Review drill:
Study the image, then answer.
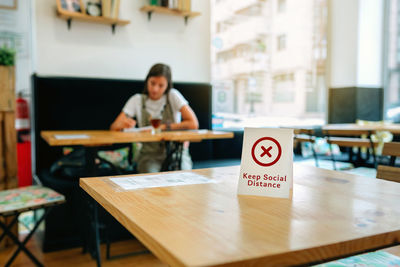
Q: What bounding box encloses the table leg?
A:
[162,141,184,171]
[85,147,98,177]
[176,142,183,170]
[90,200,102,267]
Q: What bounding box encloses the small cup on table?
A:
[150,115,162,134]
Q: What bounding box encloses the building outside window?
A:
[273,73,295,102]
[278,0,286,13]
[211,0,328,129]
[277,34,286,51]
[385,0,400,121]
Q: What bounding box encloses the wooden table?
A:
[42,129,234,266]
[80,165,400,266]
[41,129,234,146]
[41,129,234,173]
[323,123,400,134]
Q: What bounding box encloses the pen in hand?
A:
[121,113,136,130]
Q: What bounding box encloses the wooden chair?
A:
[294,128,319,167]
[375,142,400,259]
[323,129,378,170]
[376,142,400,182]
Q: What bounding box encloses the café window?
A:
[273,73,295,102]
[384,0,400,121]
[278,0,286,13]
[277,34,286,51]
[211,0,327,129]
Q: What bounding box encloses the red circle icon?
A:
[251,137,282,167]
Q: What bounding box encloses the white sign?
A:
[238,128,293,198]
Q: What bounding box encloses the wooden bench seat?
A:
[293,128,319,167]
[323,128,378,169]
[294,134,316,143]
[327,136,377,148]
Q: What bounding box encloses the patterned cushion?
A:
[0,186,65,215]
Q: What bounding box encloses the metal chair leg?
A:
[329,143,337,170]
[0,208,52,267]
[311,144,319,168]
[106,227,111,260]
[0,215,18,242]
[368,132,377,168]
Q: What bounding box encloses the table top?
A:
[41,129,234,146]
[80,165,400,266]
[323,123,400,134]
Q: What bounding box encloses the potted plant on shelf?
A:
[0,46,16,111]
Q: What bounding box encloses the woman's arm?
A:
[162,105,199,130]
[110,112,136,131]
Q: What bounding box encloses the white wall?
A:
[0,0,34,94]
[328,0,384,88]
[328,0,359,88]
[356,0,384,87]
[34,0,210,82]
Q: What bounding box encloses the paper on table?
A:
[189,129,209,134]
[109,172,215,190]
[54,134,90,140]
[123,126,153,132]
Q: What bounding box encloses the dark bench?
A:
[32,74,217,251]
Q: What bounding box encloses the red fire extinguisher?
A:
[16,93,30,134]
[16,92,32,187]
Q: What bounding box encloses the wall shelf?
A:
[56,9,130,34]
[140,5,200,25]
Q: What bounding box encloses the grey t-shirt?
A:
[122,88,188,127]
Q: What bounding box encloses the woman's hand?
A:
[165,105,199,131]
[178,105,199,130]
[110,112,136,131]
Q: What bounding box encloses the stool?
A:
[0,186,65,267]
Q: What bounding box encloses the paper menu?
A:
[123,126,152,133]
[109,172,215,190]
[54,134,90,140]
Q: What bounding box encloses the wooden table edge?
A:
[41,130,234,146]
[214,232,400,267]
[40,131,53,146]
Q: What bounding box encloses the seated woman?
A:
[110,63,199,173]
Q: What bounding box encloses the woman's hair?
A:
[143,63,173,95]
